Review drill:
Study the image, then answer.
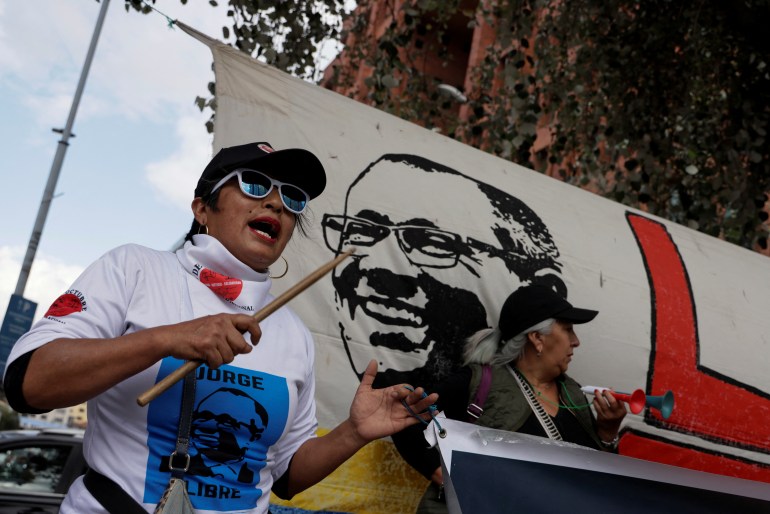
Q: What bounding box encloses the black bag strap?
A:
[83,468,147,514]
[169,369,197,479]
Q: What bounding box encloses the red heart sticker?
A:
[199,268,243,301]
[45,293,84,318]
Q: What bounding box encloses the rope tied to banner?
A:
[402,385,446,438]
[136,0,177,29]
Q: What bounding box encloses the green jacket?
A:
[468,363,605,450]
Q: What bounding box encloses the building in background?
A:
[321,0,770,257]
[20,404,87,430]
[322,0,481,134]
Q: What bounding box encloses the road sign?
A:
[0,294,37,372]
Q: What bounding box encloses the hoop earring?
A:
[198,224,209,235]
[269,256,289,279]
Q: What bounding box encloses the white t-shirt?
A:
[5,236,318,513]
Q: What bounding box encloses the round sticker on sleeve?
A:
[45,292,85,317]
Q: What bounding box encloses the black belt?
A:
[83,468,275,513]
[83,469,147,514]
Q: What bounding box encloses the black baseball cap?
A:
[498,285,598,340]
[195,141,326,199]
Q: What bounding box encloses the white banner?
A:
[180,23,770,513]
[428,419,770,513]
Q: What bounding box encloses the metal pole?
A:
[14,0,111,296]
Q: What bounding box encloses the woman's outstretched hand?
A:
[348,359,439,444]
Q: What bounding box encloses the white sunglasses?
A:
[211,168,309,214]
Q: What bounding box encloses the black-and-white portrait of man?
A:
[323,154,565,387]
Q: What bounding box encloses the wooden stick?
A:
[136,248,356,407]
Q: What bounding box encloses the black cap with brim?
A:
[195,141,326,200]
[498,285,598,341]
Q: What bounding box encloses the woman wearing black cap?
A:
[393,284,627,514]
[3,141,437,514]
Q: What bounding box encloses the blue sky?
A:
[0,1,250,321]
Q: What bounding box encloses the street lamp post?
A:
[13,0,111,296]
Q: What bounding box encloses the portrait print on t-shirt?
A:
[144,358,289,511]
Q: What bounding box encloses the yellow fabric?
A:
[270,429,428,514]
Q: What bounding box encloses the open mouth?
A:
[248,217,281,242]
[351,278,428,328]
[358,296,426,328]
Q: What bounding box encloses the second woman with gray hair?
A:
[392,284,628,514]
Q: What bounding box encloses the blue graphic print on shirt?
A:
[144,358,289,511]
